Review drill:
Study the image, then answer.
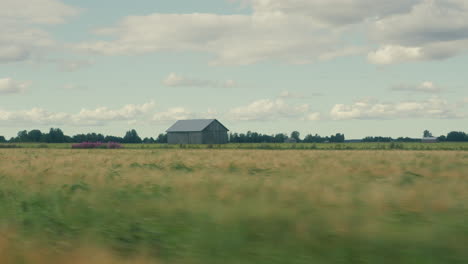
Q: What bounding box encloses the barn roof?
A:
[166,119,228,132]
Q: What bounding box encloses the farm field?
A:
[2,142,468,150]
[1,149,468,263]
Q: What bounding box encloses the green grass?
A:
[0,149,467,263]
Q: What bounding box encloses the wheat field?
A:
[1,149,467,263]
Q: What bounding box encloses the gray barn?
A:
[166,119,229,144]
[422,137,438,143]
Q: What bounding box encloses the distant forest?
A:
[1,128,467,144]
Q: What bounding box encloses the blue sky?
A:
[1,0,467,139]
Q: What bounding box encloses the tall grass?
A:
[0,149,467,263]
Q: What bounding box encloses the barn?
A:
[166,119,229,144]
[422,137,438,143]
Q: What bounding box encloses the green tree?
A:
[0,136,6,143]
[104,136,124,143]
[17,130,28,142]
[273,133,287,143]
[27,130,43,142]
[290,131,301,142]
[156,133,168,143]
[123,129,142,143]
[143,137,155,143]
[423,130,433,138]
[47,128,65,143]
[303,134,326,143]
[446,131,468,142]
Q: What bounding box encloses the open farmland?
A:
[1,149,468,263]
[2,142,468,150]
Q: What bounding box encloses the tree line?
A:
[1,128,467,144]
[229,131,345,143]
[1,128,158,144]
[362,131,468,142]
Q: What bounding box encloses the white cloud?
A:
[163,73,236,88]
[390,81,444,93]
[0,101,222,127]
[0,0,79,63]
[251,0,419,25]
[0,108,69,124]
[368,45,423,64]
[0,78,30,94]
[75,10,361,65]
[0,101,156,126]
[370,0,468,46]
[1,0,79,25]
[152,107,219,122]
[76,13,250,56]
[368,0,468,63]
[0,26,54,63]
[305,112,321,121]
[0,46,30,63]
[74,101,156,124]
[61,0,468,65]
[153,107,195,122]
[330,97,466,120]
[227,98,315,121]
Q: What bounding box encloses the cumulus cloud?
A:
[227,98,318,121]
[3,0,463,67]
[0,108,70,124]
[370,0,468,45]
[74,101,156,124]
[0,0,79,63]
[1,0,79,25]
[330,97,466,120]
[368,0,468,63]
[163,73,236,88]
[368,45,423,64]
[74,10,360,65]
[0,46,30,63]
[75,0,468,65]
[0,101,156,126]
[251,0,419,25]
[0,26,55,63]
[0,101,225,126]
[153,107,219,122]
[0,78,30,94]
[390,81,444,93]
[305,112,321,121]
[153,107,195,122]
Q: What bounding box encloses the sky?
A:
[1,0,467,139]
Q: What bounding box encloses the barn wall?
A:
[189,132,203,144]
[202,121,228,144]
[167,133,185,144]
[168,132,203,144]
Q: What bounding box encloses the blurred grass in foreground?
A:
[0,149,467,263]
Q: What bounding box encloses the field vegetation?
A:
[1,142,468,151]
[0,148,467,263]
